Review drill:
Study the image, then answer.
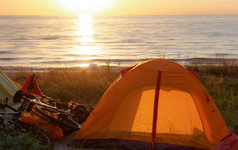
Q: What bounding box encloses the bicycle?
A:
[13,90,83,132]
[21,73,90,127]
[0,98,52,149]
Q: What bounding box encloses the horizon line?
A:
[1,14,238,17]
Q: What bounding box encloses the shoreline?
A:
[1,57,238,72]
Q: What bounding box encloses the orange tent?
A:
[74,59,229,149]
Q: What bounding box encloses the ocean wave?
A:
[0,51,11,54]
[7,57,238,67]
[39,58,150,64]
[41,36,61,40]
[0,58,16,61]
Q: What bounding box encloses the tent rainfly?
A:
[74,59,229,149]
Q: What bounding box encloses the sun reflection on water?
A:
[76,14,93,37]
[73,14,99,63]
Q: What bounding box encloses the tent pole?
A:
[150,71,162,150]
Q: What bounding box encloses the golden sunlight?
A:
[57,0,115,14]
[72,15,100,57]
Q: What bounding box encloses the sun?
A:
[57,0,115,14]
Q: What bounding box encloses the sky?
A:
[0,0,238,16]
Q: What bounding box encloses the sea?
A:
[0,15,238,68]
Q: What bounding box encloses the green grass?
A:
[4,64,238,134]
[0,132,49,150]
[187,64,238,133]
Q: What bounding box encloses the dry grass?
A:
[5,67,119,106]
[4,60,238,133]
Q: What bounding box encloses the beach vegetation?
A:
[4,60,238,134]
[0,132,50,150]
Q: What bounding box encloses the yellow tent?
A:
[0,71,21,112]
[74,59,229,149]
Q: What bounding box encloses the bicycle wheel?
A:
[34,105,80,132]
[15,122,53,148]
